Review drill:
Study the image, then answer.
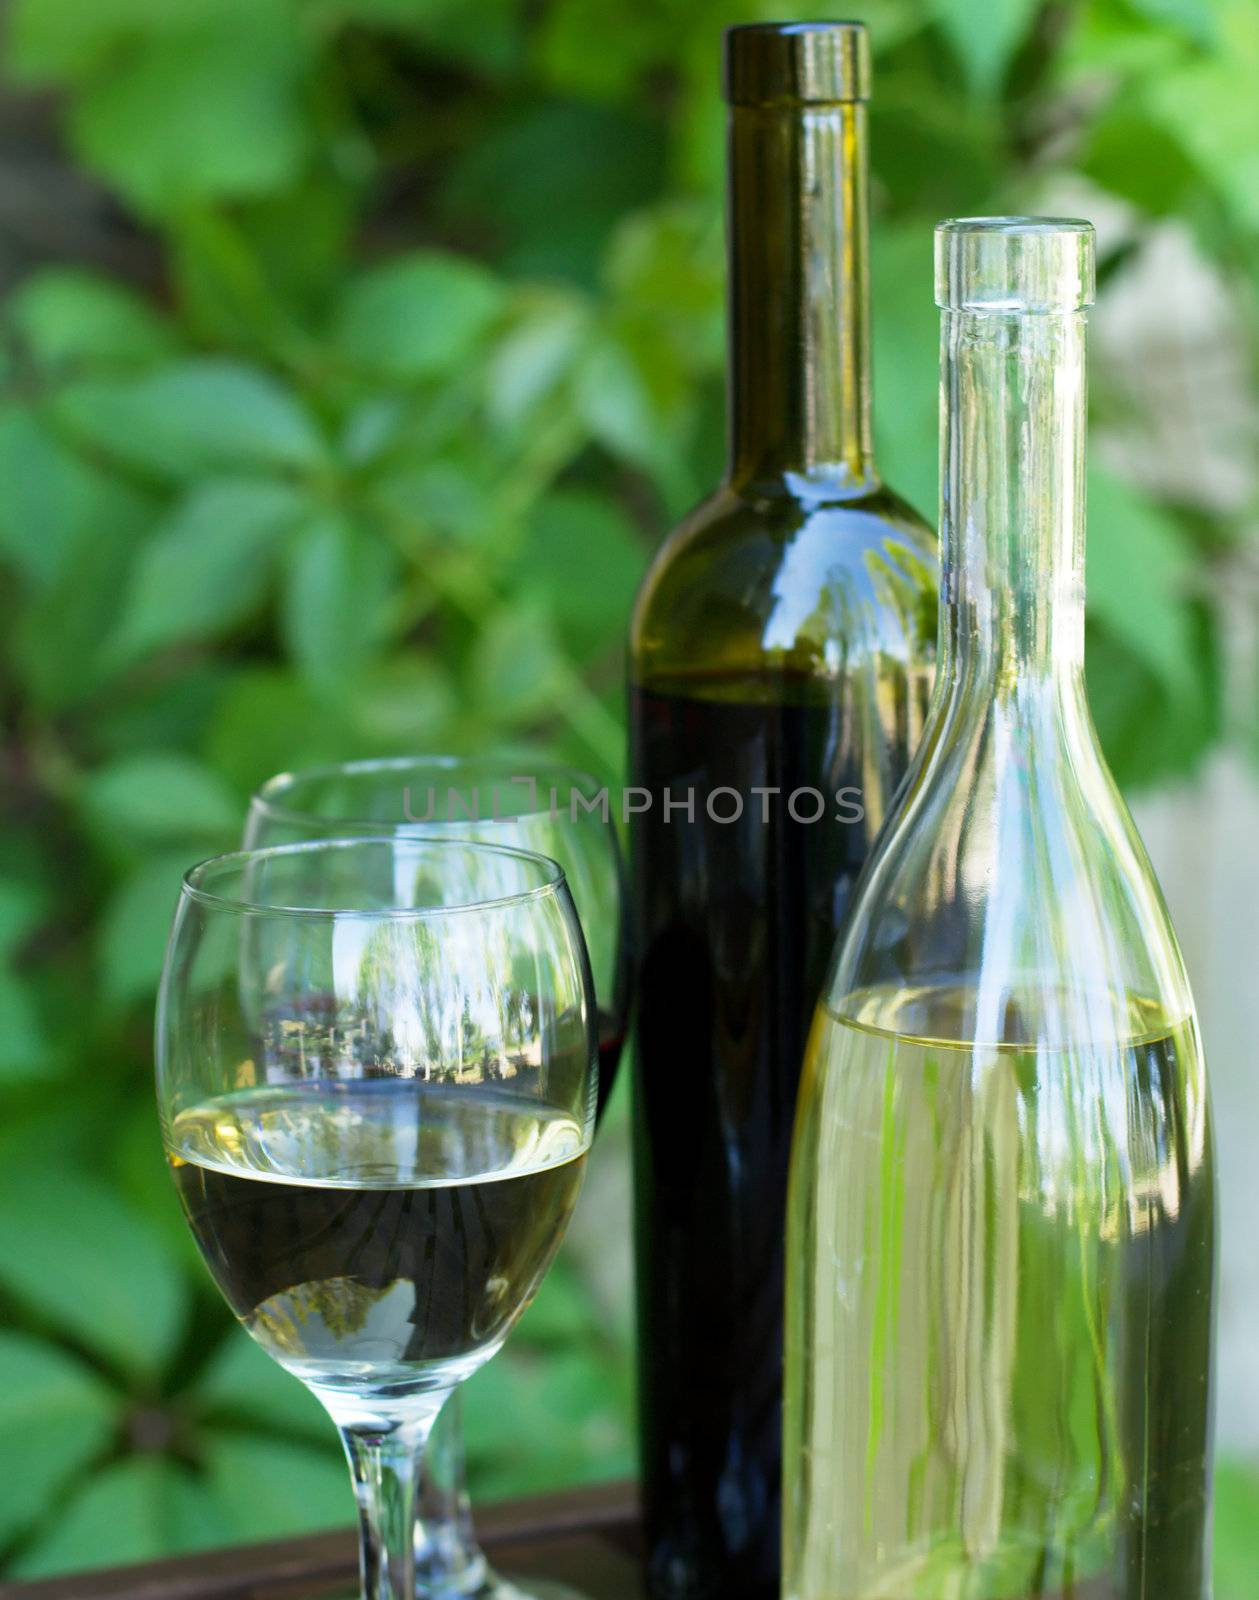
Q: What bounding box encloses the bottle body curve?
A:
[787,676,1216,1600]
[631,480,937,691]
[786,983,1215,1600]
[821,674,1197,1044]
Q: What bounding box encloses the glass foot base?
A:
[416,1549,592,1600]
[446,1570,591,1600]
[482,1578,590,1600]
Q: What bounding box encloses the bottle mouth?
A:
[935,217,1095,313]
[723,22,870,106]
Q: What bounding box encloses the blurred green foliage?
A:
[0,0,1256,1582]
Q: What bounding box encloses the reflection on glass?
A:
[245,757,627,1120]
[242,757,627,1600]
[784,221,1215,1600]
[158,838,596,1600]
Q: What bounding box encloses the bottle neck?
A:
[725,101,876,493]
[938,306,1087,710]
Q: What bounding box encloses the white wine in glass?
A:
[158,837,597,1600]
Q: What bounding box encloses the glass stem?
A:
[416,1391,486,1591]
[335,1395,448,1600]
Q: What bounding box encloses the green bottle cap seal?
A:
[723,22,871,107]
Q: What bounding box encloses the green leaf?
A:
[55,359,326,481]
[173,177,355,348]
[579,312,697,511]
[340,396,409,466]
[535,0,665,102]
[871,226,940,517]
[487,291,591,429]
[7,0,262,81]
[350,659,457,750]
[372,456,494,545]
[464,1344,633,1500]
[334,251,505,380]
[10,473,155,707]
[0,876,44,956]
[82,752,240,844]
[574,335,660,472]
[12,1457,224,1579]
[320,0,463,20]
[109,478,304,663]
[1143,1,1259,231]
[110,1099,206,1271]
[0,969,47,1082]
[1216,1457,1259,1600]
[0,1166,187,1379]
[280,512,397,689]
[0,410,140,592]
[0,1332,121,1546]
[472,600,569,723]
[1125,0,1219,46]
[4,268,175,368]
[1081,112,1201,217]
[1086,609,1219,790]
[69,18,309,215]
[516,489,646,659]
[603,203,724,363]
[1086,468,1196,699]
[200,1429,351,1539]
[932,0,1040,95]
[441,101,666,287]
[192,1332,330,1446]
[511,1256,598,1344]
[387,0,522,73]
[98,849,198,1006]
[206,667,351,794]
[0,1101,107,1197]
[90,663,231,767]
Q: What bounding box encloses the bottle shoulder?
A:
[825,688,1198,1047]
[631,479,938,687]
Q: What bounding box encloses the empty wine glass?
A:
[244,758,628,1121]
[157,838,597,1600]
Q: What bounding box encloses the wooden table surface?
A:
[0,1482,641,1600]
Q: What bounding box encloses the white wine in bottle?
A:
[784,221,1215,1600]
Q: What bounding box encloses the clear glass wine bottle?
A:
[784,218,1216,1600]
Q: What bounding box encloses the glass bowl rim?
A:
[248,754,605,832]
[180,836,569,920]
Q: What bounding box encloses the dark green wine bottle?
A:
[628,23,938,1600]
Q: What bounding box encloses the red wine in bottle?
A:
[628,25,937,1600]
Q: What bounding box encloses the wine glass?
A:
[243,758,628,1600]
[157,838,597,1600]
[244,757,628,1122]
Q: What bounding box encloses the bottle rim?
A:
[723,21,871,107]
[935,215,1096,313]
